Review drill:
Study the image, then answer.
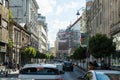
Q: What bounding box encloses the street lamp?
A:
[76,7,85,17]
[76,7,90,70]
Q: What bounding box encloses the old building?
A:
[9,0,39,50]
[86,0,120,66]
[109,0,120,66]
[9,20,30,65]
[0,0,9,63]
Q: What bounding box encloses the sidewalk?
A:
[76,65,87,74]
[110,66,120,71]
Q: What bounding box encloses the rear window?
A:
[64,62,72,66]
[20,67,59,75]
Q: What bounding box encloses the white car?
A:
[78,70,120,80]
[18,63,64,80]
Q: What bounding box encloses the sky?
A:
[36,0,86,47]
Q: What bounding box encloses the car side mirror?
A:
[59,71,65,74]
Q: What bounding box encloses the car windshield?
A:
[20,67,59,75]
[96,72,120,80]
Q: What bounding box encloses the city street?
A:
[0,0,120,80]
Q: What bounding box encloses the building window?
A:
[0,15,1,26]
[0,0,3,4]
[100,12,102,25]
[2,19,7,28]
[14,29,18,43]
[5,0,9,8]
[0,28,2,40]
[1,0,9,8]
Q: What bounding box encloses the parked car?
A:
[63,61,74,71]
[18,63,64,80]
[77,70,120,80]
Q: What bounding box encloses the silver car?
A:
[18,64,64,80]
[78,70,120,80]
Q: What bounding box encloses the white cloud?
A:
[55,6,63,15]
[50,19,68,29]
[37,0,53,15]
[49,0,57,6]
[63,1,80,9]
[54,1,80,15]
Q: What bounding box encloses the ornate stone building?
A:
[86,0,120,66]
[0,0,9,63]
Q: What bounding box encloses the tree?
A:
[23,46,36,60]
[45,53,55,59]
[35,51,46,59]
[89,34,116,58]
[72,46,86,60]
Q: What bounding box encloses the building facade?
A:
[109,0,120,66]
[0,0,9,63]
[37,14,48,53]
[9,0,39,50]
[56,30,69,59]
[68,17,81,55]
[86,0,120,66]
[9,21,30,65]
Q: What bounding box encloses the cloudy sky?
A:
[36,0,86,47]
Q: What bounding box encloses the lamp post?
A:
[76,7,85,18]
[76,7,90,70]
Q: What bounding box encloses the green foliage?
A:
[35,51,46,59]
[24,46,36,58]
[49,55,54,59]
[45,53,54,59]
[71,46,86,60]
[112,51,120,59]
[89,34,116,58]
[8,39,13,48]
[9,8,13,22]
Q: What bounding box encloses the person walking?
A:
[93,60,99,69]
[88,62,95,70]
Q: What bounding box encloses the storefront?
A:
[0,42,7,64]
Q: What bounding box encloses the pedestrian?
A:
[101,60,108,69]
[88,62,95,70]
[17,64,20,70]
[93,60,98,67]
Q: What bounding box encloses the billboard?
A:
[80,33,88,46]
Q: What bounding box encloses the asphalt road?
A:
[62,66,84,80]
